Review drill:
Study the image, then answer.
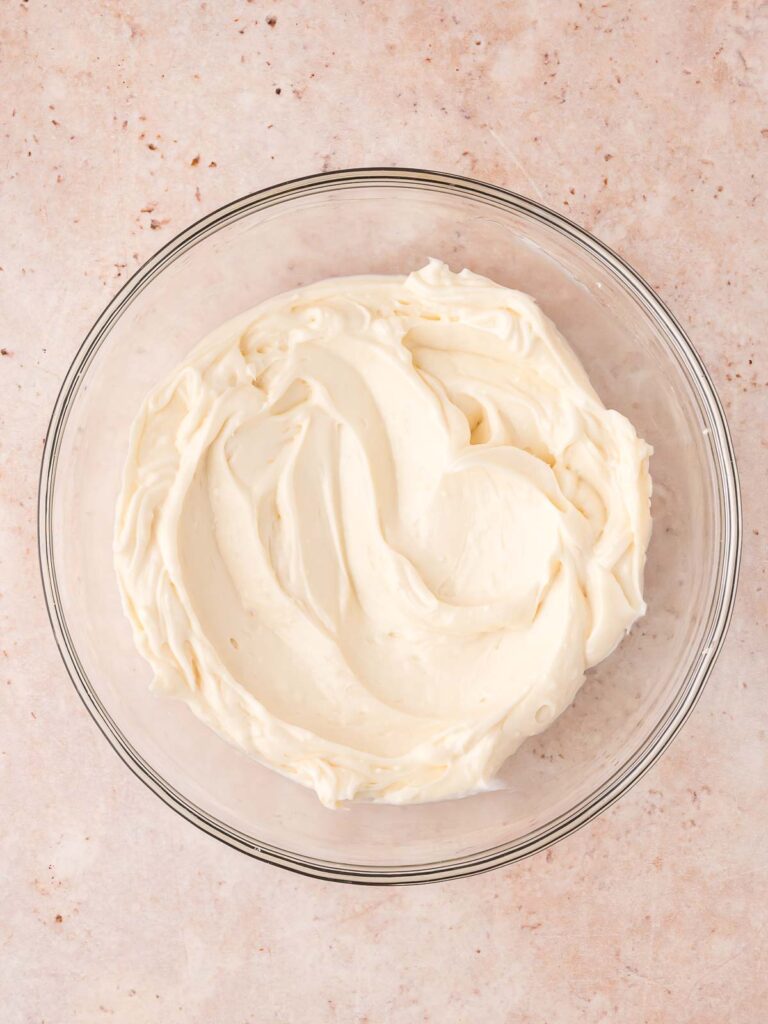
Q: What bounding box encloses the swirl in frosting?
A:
[115,261,652,806]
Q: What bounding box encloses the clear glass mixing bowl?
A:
[38,169,741,884]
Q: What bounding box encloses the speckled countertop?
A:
[2,2,767,1022]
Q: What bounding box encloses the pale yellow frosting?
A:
[115,261,652,806]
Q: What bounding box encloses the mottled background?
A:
[1,2,767,1022]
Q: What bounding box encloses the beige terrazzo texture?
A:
[1,1,767,1022]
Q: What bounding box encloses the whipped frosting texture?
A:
[115,261,652,806]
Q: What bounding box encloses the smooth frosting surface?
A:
[115,261,652,806]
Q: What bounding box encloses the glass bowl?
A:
[38,168,741,884]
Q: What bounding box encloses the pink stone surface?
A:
[2,2,767,1021]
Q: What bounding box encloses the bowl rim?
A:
[37,166,742,885]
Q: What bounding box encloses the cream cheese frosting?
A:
[115,260,652,807]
